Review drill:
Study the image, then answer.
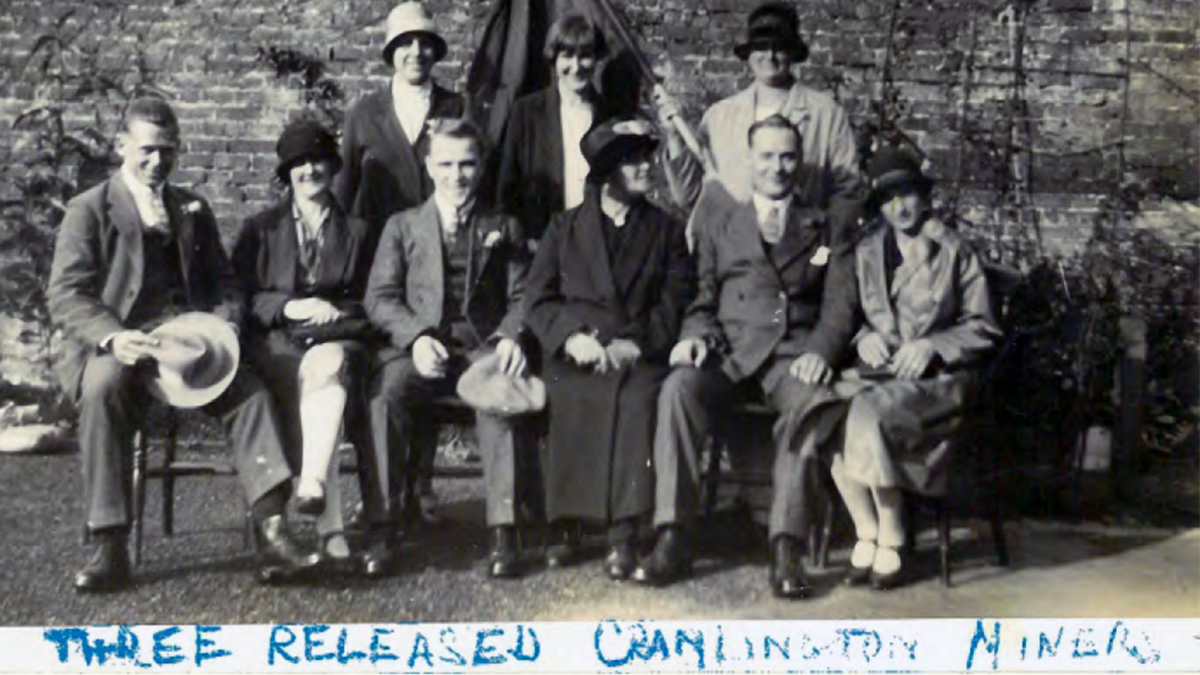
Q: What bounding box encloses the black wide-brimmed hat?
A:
[734,2,809,63]
[275,119,341,181]
[580,117,660,184]
[865,145,934,210]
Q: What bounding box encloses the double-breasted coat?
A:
[491,87,617,243]
[335,83,466,231]
[524,193,695,523]
[231,201,377,463]
[832,217,1001,495]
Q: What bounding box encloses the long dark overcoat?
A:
[231,201,377,462]
[490,87,616,242]
[524,193,695,523]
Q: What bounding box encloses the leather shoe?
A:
[843,564,872,587]
[869,547,908,591]
[769,536,811,600]
[294,490,326,517]
[361,532,400,579]
[254,514,321,583]
[74,535,131,593]
[604,541,637,581]
[488,526,521,578]
[545,525,581,569]
[631,527,692,586]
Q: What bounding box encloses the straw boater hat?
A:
[143,313,240,409]
[733,2,810,63]
[580,117,660,184]
[381,2,448,66]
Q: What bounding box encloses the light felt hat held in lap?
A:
[144,313,240,409]
[456,353,546,417]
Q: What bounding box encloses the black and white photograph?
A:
[0,0,1195,669]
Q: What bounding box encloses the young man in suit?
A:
[335,1,468,520]
[654,1,861,241]
[47,98,319,592]
[634,115,858,599]
[364,119,532,578]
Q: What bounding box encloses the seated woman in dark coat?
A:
[233,120,377,566]
[524,117,695,580]
[829,147,1001,589]
[491,11,619,244]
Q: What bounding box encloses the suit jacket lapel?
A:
[413,199,445,324]
[366,86,417,179]
[107,175,145,303]
[769,206,820,271]
[861,231,900,341]
[163,186,195,290]
[576,197,619,303]
[320,205,352,285]
[542,89,565,197]
[610,203,656,300]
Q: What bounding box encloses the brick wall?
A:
[0,0,1197,389]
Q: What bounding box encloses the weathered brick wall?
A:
[1,0,1197,390]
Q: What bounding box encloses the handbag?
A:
[284,305,376,349]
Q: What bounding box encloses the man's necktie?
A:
[146,192,170,233]
[761,204,785,245]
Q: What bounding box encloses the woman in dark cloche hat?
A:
[233,119,381,573]
[523,117,696,581]
[822,146,1001,589]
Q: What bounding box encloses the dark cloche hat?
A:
[275,119,341,180]
[580,117,660,184]
[864,145,934,209]
[734,2,809,63]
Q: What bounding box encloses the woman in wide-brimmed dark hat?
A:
[822,146,1001,590]
[233,119,380,571]
[523,117,695,581]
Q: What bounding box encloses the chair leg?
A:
[132,430,147,566]
[161,415,177,537]
[937,501,951,587]
[989,493,1010,567]
[819,490,834,570]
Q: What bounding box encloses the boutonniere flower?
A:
[482,230,504,249]
[183,201,203,215]
[810,245,831,266]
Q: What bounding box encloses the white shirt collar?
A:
[600,196,631,228]
[391,77,434,142]
[752,193,792,223]
[292,198,330,237]
[121,167,169,231]
[433,193,474,237]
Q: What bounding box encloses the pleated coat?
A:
[523,193,695,523]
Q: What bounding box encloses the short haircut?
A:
[122,97,180,139]
[425,117,489,159]
[747,113,801,151]
[543,12,608,61]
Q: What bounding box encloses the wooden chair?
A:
[130,407,252,566]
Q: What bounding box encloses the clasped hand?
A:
[856,332,937,380]
[668,337,708,368]
[564,333,641,374]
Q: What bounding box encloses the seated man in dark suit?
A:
[364,118,533,578]
[635,115,857,598]
[47,98,319,592]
